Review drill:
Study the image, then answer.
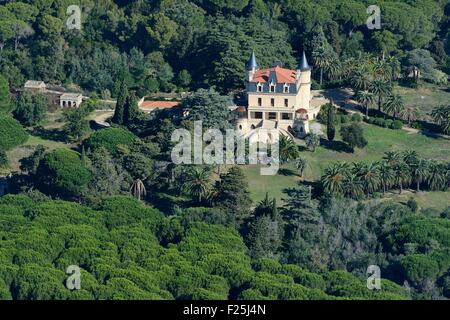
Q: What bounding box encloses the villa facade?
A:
[236,51,320,138]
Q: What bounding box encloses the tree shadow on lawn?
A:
[29,126,67,142]
[278,168,297,176]
[281,180,323,200]
[320,138,352,153]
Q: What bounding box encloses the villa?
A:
[236,51,320,139]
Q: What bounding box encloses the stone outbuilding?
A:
[24,80,46,93]
[60,93,83,108]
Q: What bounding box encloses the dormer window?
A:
[269,82,276,93]
[257,83,263,92]
[284,84,290,93]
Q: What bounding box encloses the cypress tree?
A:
[327,105,335,142]
[112,81,128,125]
[123,92,139,127]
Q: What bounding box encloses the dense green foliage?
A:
[13,92,48,126]
[84,128,137,154]
[36,149,91,199]
[0,0,446,94]
[0,194,411,300]
[0,75,11,113]
[0,0,449,301]
[0,115,28,151]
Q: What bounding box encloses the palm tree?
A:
[386,56,401,84]
[325,57,341,81]
[351,68,372,91]
[400,106,420,126]
[321,162,350,194]
[393,161,411,194]
[379,161,394,194]
[369,80,391,112]
[295,157,308,178]
[355,90,375,118]
[372,59,391,82]
[431,105,450,134]
[402,150,419,166]
[279,135,299,164]
[409,159,429,192]
[130,179,147,201]
[312,47,331,86]
[344,173,364,199]
[340,58,357,80]
[383,151,402,166]
[384,94,405,119]
[358,162,381,196]
[305,133,320,152]
[185,167,211,203]
[426,161,447,191]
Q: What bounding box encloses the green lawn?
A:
[395,84,450,117]
[301,122,450,180]
[1,135,71,174]
[391,191,450,212]
[243,122,450,207]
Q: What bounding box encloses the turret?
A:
[299,51,311,71]
[296,51,312,110]
[246,50,259,82]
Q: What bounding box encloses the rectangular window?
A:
[282,113,291,120]
[268,112,277,120]
[284,99,289,107]
[258,98,262,106]
[257,84,262,92]
[254,112,263,119]
[270,85,276,93]
[271,98,275,107]
[284,85,289,93]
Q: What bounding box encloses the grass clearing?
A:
[1,135,72,175]
[395,84,450,117]
[243,122,450,206]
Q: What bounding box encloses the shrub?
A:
[411,121,422,130]
[84,128,136,155]
[0,115,28,151]
[340,115,350,124]
[391,120,403,130]
[373,117,385,127]
[384,119,393,128]
[351,113,363,122]
[340,123,368,152]
[407,198,419,213]
[334,114,342,124]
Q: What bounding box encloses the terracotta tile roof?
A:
[251,66,297,84]
[139,101,179,110]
